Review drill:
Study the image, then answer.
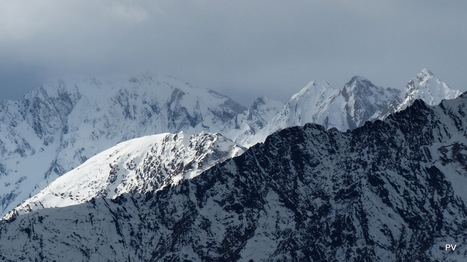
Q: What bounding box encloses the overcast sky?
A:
[1,0,467,105]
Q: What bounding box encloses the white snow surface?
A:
[250,69,462,145]
[398,68,462,111]
[0,74,248,216]
[5,131,244,218]
[223,96,284,147]
[252,77,401,144]
[0,69,462,217]
[0,79,465,261]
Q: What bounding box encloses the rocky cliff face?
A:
[1,93,465,261]
[254,69,461,146]
[222,96,284,147]
[1,70,461,217]
[0,75,248,216]
[4,132,244,219]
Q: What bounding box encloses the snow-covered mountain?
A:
[1,92,466,261]
[0,69,461,218]
[252,69,461,145]
[398,68,462,111]
[259,78,401,134]
[5,132,244,219]
[222,96,284,146]
[0,74,248,216]
[341,76,403,128]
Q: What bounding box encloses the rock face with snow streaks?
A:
[223,95,284,146]
[398,68,462,111]
[1,93,466,261]
[250,69,461,146]
[0,75,247,216]
[5,132,244,219]
[260,77,402,136]
[0,69,462,218]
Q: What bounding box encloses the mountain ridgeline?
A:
[1,69,460,217]
[5,132,245,218]
[1,90,466,261]
[0,75,255,216]
[0,68,465,261]
[253,69,461,145]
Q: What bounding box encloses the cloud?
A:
[107,3,149,23]
[1,1,467,104]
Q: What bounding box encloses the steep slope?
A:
[398,68,462,110]
[257,77,401,142]
[1,93,466,261]
[222,96,284,146]
[266,80,341,130]
[0,69,461,217]
[0,74,246,216]
[253,69,461,144]
[5,132,244,218]
[341,76,402,129]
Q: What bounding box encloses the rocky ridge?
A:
[0,92,466,261]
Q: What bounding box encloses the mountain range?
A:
[0,87,465,261]
[0,68,465,261]
[0,69,461,217]
[250,69,461,145]
[0,75,251,216]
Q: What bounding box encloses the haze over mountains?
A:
[253,69,461,142]
[0,70,465,261]
[0,69,461,218]
[0,76,248,216]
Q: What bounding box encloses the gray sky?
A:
[1,0,467,106]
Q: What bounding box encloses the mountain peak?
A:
[342,75,379,99]
[291,80,335,101]
[340,76,402,129]
[291,81,315,100]
[398,69,462,110]
[2,93,466,261]
[249,96,283,113]
[0,74,250,216]
[418,68,434,79]
[251,95,268,109]
[348,75,370,83]
[260,80,343,132]
[344,75,375,89]
[414,68,435,86]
